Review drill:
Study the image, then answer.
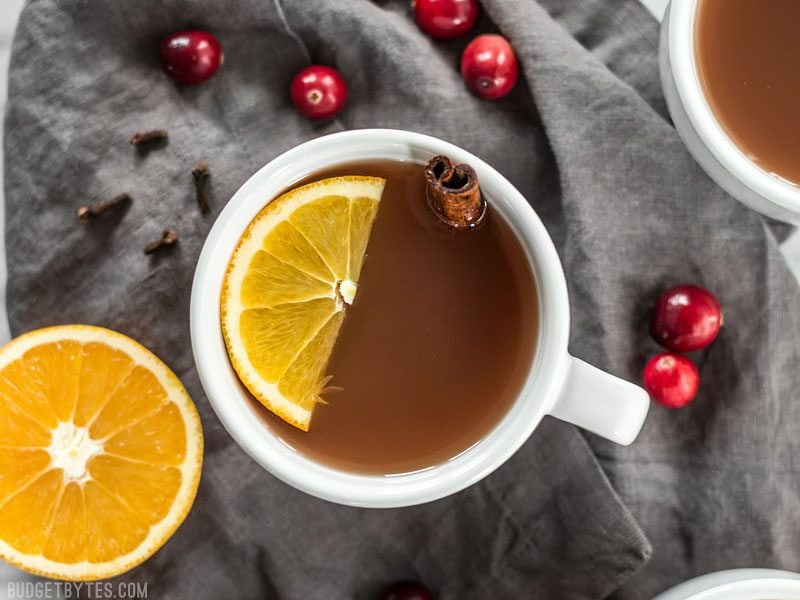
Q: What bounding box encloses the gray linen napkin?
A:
[2,1,653,597]
[3,0,798,598]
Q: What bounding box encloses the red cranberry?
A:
[160,30,223,85]
[643,353,700,409]
[290,65,348,120]
[380,581,433,600]
[414,0,479,39]
[651,284,722,352]
[460,34,519,99]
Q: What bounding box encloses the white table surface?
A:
[1,0,799,594]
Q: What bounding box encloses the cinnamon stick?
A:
[424,155,485,229]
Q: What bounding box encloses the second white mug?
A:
[660,0,800,224]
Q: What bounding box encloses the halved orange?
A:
[0,325,203,580]
[221,176,385,431]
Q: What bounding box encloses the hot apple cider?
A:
[256,159,539,474]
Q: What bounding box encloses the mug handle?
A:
[548,355,650,445]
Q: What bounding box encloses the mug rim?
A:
[669,0,800,214]
[190,129,571,507]
[652,568,800,600]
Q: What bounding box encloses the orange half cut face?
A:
[0,325,203,580]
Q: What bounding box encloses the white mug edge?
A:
[667,0,800,216]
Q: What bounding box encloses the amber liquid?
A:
[696,0,800,185]
[260,160,538,474]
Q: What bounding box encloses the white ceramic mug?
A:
[190,129,649,508]
[660,0,800,224]
[652,568,800,600]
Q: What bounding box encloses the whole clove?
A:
[144,229,179,254]
[77,193,132,224]
[192,161,212,215]
[129,129,169,146]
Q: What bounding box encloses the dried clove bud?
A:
[77,193,132,224]
[129,129,169,146]
[192,161,212,215]
[424,155,485,229]
[144,229,179,254]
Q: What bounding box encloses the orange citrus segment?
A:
[73,342,135,428]
[0,398,51,447]
[289,195,351,279]
[261,221,334,281]
[43,482,87,563]
[88,365,167,440]
[222,176,385,430]
[0,468,64,555]
[0,325,203,580]
[239,298,339,381]
[0,355,61,430]
[88,455,181,524]
[0,448,51,505]
[277,311,345,413]
[348,196,380,281]
[103,403,187,466]
[241,250,333,308]
[83,480,149,563]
